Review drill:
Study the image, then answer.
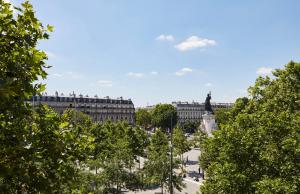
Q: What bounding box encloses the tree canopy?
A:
[179,120,200,133]
[84,121,148,193]
[0,1,94,192]
[144,128,184,193]
[215,97,249,128]
[135,108,152,129]
[151,104,177,131]
[173,127,190,172]
[200,61,300,193]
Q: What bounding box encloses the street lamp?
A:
[169,114,174,194]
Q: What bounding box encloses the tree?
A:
[132,125,149,158]
[214,108,230,128]
[200,61,300,193]
[173,127,190,172]
[0,0,51,101]
[192,127,208,148]
[0,105,94,193]
[151,104,177,132]
[0,0,49,192]
[59,109,94,162]
[180,120,200,133]
[88,121,148,193]
[144,128,184,193]
[135,108,152,129]
[0,1,94,192]
[215,97,249,128]
[90,122,129,192]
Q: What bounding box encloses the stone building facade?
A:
[27,95,135,124]
[172,101,233,124]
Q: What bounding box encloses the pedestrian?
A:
[198,167,201,175]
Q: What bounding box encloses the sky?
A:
[10,0,300,107]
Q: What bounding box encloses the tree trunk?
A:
[138,156,141,170]
[181,154,184,172]
[94,166,98,191]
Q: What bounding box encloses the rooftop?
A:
[27,95,134,105]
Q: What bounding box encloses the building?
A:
[144,105,155,111]
[27,95,135,124]
[172,101,233,124]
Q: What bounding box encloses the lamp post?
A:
[170,115,174,194]
[32,94,35,109]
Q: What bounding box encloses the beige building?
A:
[172,101,233,124]
[27,95,135,124]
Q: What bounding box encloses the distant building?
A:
[27,95,135,124]
[172,101,233,124]
[144,105,155,111]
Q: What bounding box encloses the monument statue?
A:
[204,92,213,114]
[202,92,217,136]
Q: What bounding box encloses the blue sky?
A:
[11,0,300,107]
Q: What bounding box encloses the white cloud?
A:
[49,72,84,80]
[66,71,84,79]
[96,80,113,87]
[205,83,213,87]
[256,67,273,75]
[156,34,175,41]
[52,73,63,77]
[151,71,158,75]
[175,67,193,76]
[175,36,216,51]
[127,72,144,78]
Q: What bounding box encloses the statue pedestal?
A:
[201,113,217,137]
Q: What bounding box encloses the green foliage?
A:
[173,127,190,155]
[85,121,148,193]
[179,120,200,133]
[0,0,51,100]
[59,109,95,161]
[193,128,208,149]
[132,125,149,158]
[144,128,184,193]
[0,1,95,193]
[200,61,300,193]
[151,104,177,131]
[214,108,231,127]
[0,105,94,193]
[135,108,152,129]
[215,97,249,128]
[173,127,190,172]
